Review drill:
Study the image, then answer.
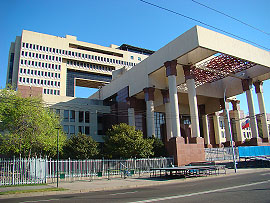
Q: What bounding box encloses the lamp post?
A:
[223,73,245,173]
[55,126,60,188]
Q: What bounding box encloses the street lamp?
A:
[223,73,245,173]
[55,126,60,188]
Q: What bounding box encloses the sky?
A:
[0,0,269,114]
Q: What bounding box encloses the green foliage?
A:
[103,123,154,159]
[62,133,99,159]
[151,136,167,157]
[0,88,66,157]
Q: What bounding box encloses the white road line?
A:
[260,173,270,176]
[20,199,59,203]
[110,191,138,196]
[129,179,270,203]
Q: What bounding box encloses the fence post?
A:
[12,156,15,185]
[45,156,47,184]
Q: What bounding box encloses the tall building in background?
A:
[6,30,154,141]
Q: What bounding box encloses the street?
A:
[2,170,270,203]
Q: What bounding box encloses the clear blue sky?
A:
[0,0,269,114]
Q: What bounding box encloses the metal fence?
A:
[205,147,239,161]
[0,157,174,185]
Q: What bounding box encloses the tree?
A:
[0,88,66,157]
[62,133,99,159]
[151,136,167,157]
[103,123,154,159]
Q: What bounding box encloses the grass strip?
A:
[0,187,67,195]
[0,183,47,188]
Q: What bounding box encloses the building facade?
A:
[6,30,153,139]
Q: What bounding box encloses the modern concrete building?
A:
[6,26,270,165]
[6,30,153,138]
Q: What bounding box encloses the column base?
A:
[189,137,205,145]
[166,137,205,166]
[235,141,244,147]
[250,137,263,146]
[204,144,212,148]
[213,144,224,148]
[223,141,235,147]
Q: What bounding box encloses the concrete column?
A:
[183,65,200,138]
[128,108,135,127]
[254,81,269,141]
[161,90,172,140]
[231,100,244,144]
[242,79,259,139]
[213,113,222,146]
[223,102,231,143]
[186,78,200,137]
[202,115,210,145]
[143,87,155,138]
[165,60,181,138]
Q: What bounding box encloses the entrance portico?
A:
[93,25,270,165]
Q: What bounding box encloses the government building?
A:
[6,26,270,165]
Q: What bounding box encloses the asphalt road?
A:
[3,170,270,203]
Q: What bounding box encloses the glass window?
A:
[85,111,90,123]
[85,126,90,135]
[64,110,69,122]
[79,111,84,122]
[64,125,69,134]
[78,126,84,134]
[70,125,75,134]
[70,110,75,122]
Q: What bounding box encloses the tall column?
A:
[183,65,200,138]
[242,79,260,144]
[222,101,234,146]
[161,90,172,141]
[254,81,269,142]
[231,100,244,144]
[213,112,222,147]
[143,87,155,138]
[127,97,136,127]
[199,105,211,147]
[164,60,181,137]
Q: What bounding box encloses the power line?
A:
[138,0,270,51]
[191,0,270,36]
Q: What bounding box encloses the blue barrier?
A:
[239,146,270,158]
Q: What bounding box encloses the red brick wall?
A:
[17,85,42,98]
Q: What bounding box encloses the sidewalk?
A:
[1,168,269,199]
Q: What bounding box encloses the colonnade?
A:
[127,60,269,146]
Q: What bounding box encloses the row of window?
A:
[20,59,61,71]
[22,42,139,67]
[19,77,60,88]
[21,51,62,63]
[63,125,90,135]
[66,60,115,72]
[19,68,61,79]
[44,88,60,95]
[64,110,90,123]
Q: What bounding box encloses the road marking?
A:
[129,179,270,203]
[20,199,59,203]
[260,173,270,176]
[110,191,138,196]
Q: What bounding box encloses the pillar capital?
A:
[231,100,240,111]
[126,96,137,108]
[183,65,195,81]
[164,60,177,77]
[143,87,155,101]
[161,89,170,104]
[242,78,252,91]
[253,81,263,94]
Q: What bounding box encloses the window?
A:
[131,56,134,60]
[79,111,84,122]
[78,126,84,134]
[70,125,75,134]
[85,126,90,135]
[44,89,46,94]
[64,125,69,134]
[64,110,69,122]
[70,110,75,122]
[85,111,90,123]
